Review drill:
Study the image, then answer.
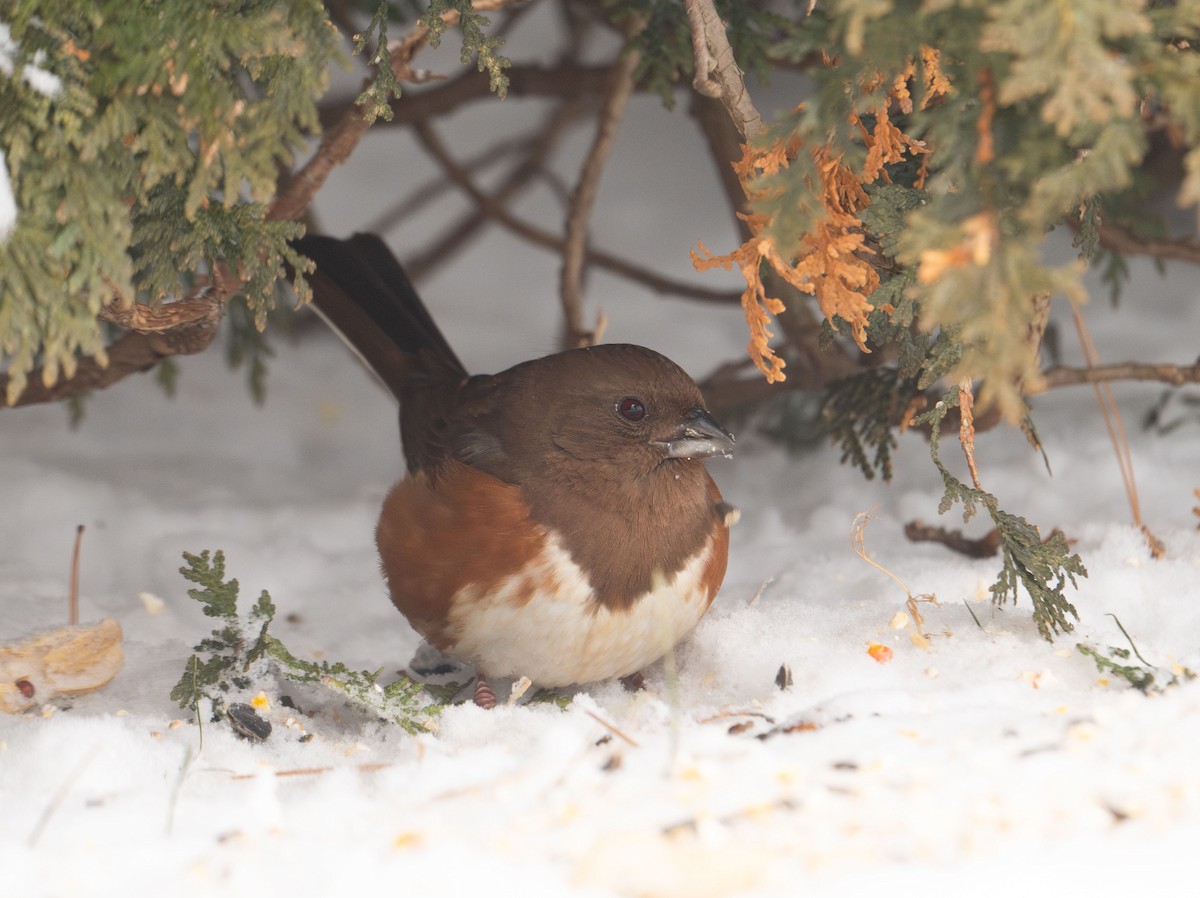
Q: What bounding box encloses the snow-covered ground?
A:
[3,26,1200,895]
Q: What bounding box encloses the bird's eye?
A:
[617,396,647,422]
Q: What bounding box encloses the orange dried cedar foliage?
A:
[916,211,997,285]
[695,49,949,381]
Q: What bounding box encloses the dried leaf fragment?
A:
[0,619,124,713]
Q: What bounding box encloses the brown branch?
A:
[560,45,641,348]
[405,98,591,281]
[1097,221,1200,265]
[958,378,983,490]
[69,524,84,627]
[683,0,721,98]
[685,0,765,139]
[366,133,529,236]
[271,0,520,224]
[4,322,222,408]
[904,521,1001,559]
[411,119,740,304]
[97,291,223,333]
[317,64,614,131]
[1038,359,1200,391]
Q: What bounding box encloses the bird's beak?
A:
[658,407,735,460]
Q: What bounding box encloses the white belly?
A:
[446,533,717,686]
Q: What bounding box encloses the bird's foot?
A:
[619,671,647,692]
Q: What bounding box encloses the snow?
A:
[0,23,64,97]
[0,150,15,241]
[1,22,63,241]
[3,251,1198,897]
[3,29,1200,896]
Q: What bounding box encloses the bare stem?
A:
[1038,359,1200,390]
[1097,222,1200,266]
[69,524,84,626]
[684,0,764,139]
[559,46,641,348]
[412,120,739,304]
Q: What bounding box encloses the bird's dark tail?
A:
[292,233,467,400]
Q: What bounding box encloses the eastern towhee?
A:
[295,234,736,696]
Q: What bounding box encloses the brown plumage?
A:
[296,233,735,689]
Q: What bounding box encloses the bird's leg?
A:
[473,675,498,709]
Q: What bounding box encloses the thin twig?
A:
[1067,303,1165,557]
[229,762,393,780]
[559,43,641,348]
[28,745,97,847]
[852,509,938,637]
[165,745,194,836]
[958,378,983,490]
[365,134,528,235]
[697,709,776,724]
[852,510,917,599]
[412,120,739,303]
[69,524,84,626]
[270,0,517,224]
[317,64,615,131]
[585,709,639,747]
[746,576,775,608]
[404,98,591,281]
[1097,221,1200,265]
[1037,359,1200,391]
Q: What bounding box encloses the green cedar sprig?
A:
[354,1,405,122]
[421,0,510,98]
[758,1,1200,424]
[916,391,1086,640]
[1078,636,1196,695]
[171,549,438,735]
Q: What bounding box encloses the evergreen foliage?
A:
[420,0,511,97]
[1078,630,1196,694]
[171,550,438,735]
[353,2,406,121]
[0,1,338,403]
[916,392,1086,640]
[748,0,1200,421]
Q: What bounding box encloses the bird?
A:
[294,233,736,699]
